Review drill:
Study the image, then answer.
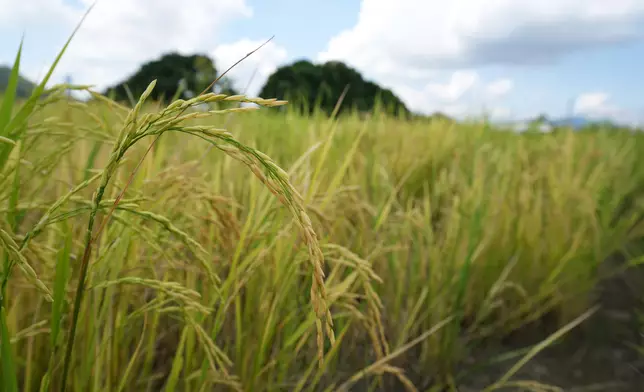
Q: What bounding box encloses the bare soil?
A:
[348,253,644,392]
[452,254,644,392]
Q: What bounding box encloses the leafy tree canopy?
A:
[258,59,410,116]
[104,52,238,104]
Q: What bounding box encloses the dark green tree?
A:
[258,60,409,116]
[428,111,455,123]
[104,52,238,104]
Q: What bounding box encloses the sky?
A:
[1,0,644,125]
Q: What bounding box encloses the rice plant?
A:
[1,9,644,392]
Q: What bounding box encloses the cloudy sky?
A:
[1,0,644,124]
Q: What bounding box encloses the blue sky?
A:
[1,0,644,125]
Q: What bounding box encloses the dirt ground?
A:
[348,253,644,392]
[454,255,644,392]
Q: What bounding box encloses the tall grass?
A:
[2,20,644,392]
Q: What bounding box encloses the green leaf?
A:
[0,306,18,392]
[51,221,73,349]
[0,38,23,140]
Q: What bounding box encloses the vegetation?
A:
[104,52,239,104]
[258,59,410,117]
[0,65,36,99]
[1,17,644,392]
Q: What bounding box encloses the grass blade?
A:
[0,3,95,169]
[0,38,23,139]
[0,305,18,392]
[51,221,73,349]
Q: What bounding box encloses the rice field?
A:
[1,33,644,392]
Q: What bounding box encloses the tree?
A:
[104,52,238,104]
[257,60,409,117]
[535,113,549,123]
[428,111,455,123]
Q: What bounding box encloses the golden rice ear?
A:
[82,77,334,369]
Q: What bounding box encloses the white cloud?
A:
[319,0,644,72]
[488,106,512,119]
[211,38,289,97]
[573,92,638,124]
[0,0,76,26]
[402,73,513,116]
[574,92,644,126]
[317,0,644,117]
[361,69,511,119]
[424,70,479,102]
[574,92,613,116]
[2,0,253,91]
[485,79,514,99]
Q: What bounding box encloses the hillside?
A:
[0,65,37,98]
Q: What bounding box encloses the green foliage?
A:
[1,8,93,390]
[104,52,239,104]
[3,8,644,392]
[258,59,410,117]
[0,66,36,99]
[2,90,642,390]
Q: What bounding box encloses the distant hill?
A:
[549,116,596,128]
[0,65,37,98]
[500,114,628,133]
